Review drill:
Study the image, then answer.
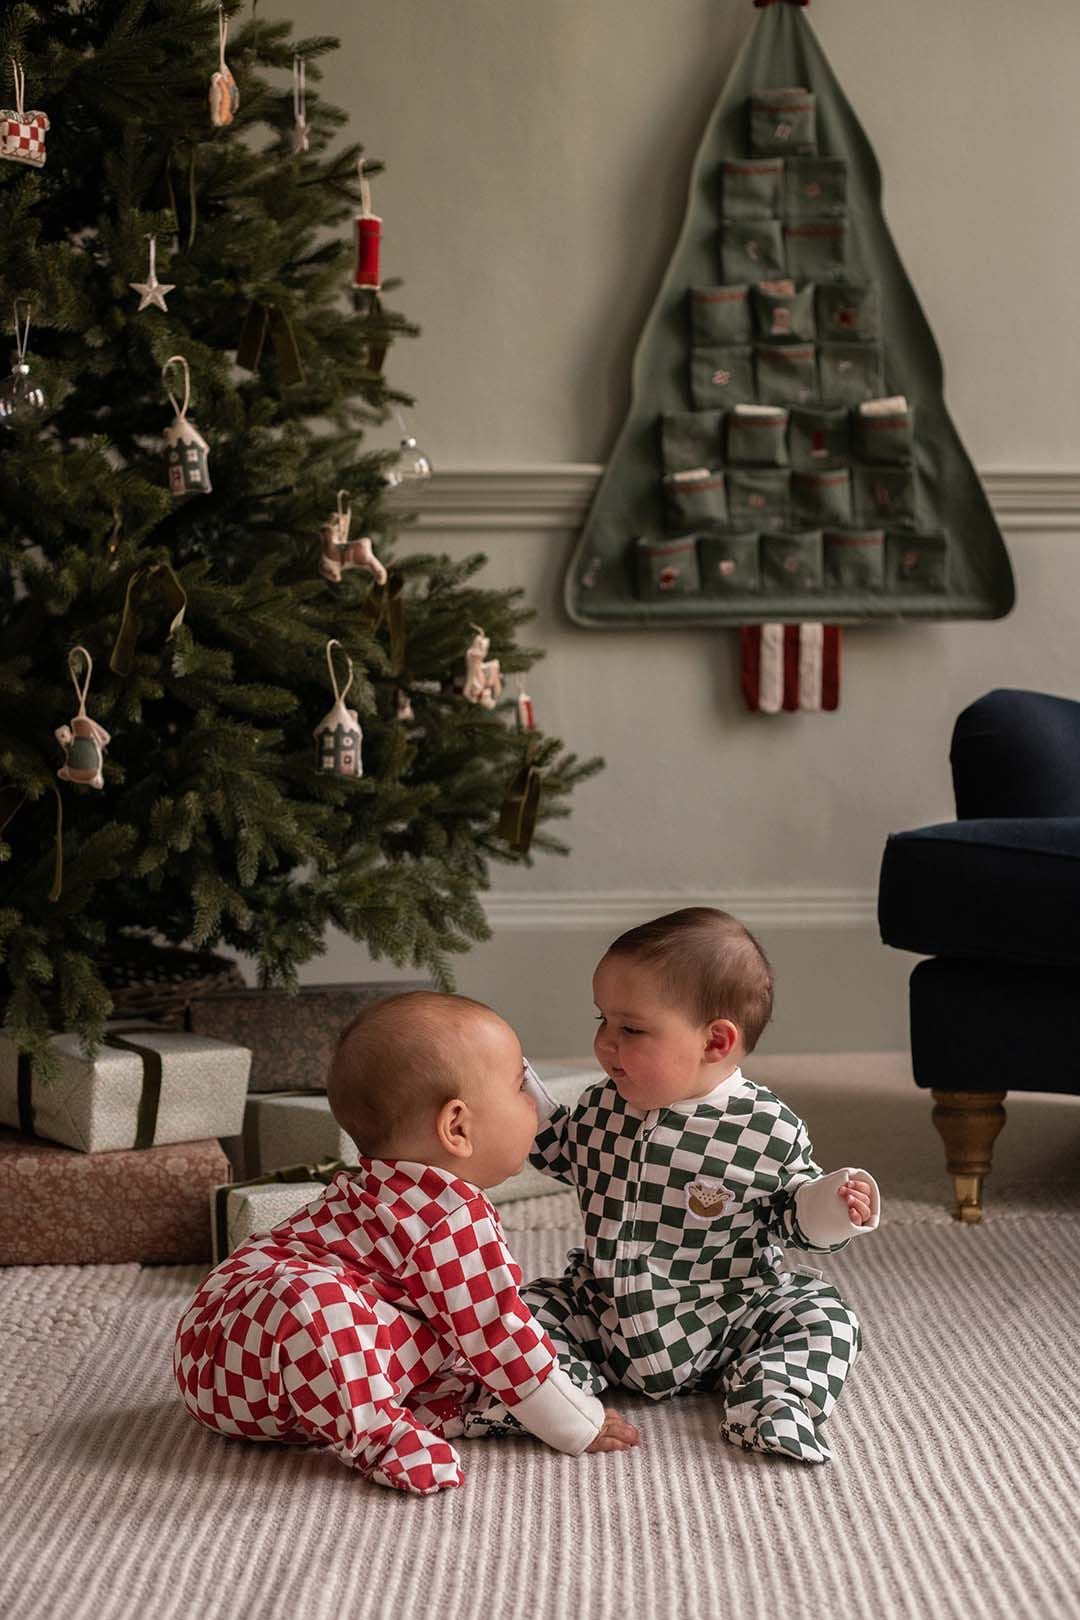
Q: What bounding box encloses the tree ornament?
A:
[497,746,543,854]
[0,303,47,424]
[130,233,175,313]
[353,158,382,291]
[396,689,415,723]
[514,676,536,731]
[318,491,387,585]
[383,409,433,489]
[162,355,212,494]
[0,59,49,168]
[291,55,310,154]
[209,7,239,128]
[314,640,362,778]
[463,625,502,709]
[55,647,110,790]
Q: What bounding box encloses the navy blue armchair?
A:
[878,689,1080,1221]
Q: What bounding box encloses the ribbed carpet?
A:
[2,1212,1080,1620]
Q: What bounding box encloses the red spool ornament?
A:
[353,158,382,291]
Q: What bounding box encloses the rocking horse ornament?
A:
[462,625,502,709]
[318,491,387,585]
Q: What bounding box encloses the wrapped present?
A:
[0,1128,229,1265]
[186,981,431,1093]
[0,1026,251,1154]
[215,1062,605,1260]
[244,1060,603,1180]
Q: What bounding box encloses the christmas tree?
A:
[0,0,600,1066]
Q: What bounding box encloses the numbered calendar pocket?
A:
[783,219,848,280]
[819,342,884,405]
[761,529,824,592]
[751,278,816,342]
[783,157,847,218]
[855,463,917,527]
[816,280,881,343]
[726,404,789,466]
[699,530,761,596]
[663,469,728,531]
[791,467,853,527]
[886,529,949,593]
[721,219,786,284]
[722,159,783,220]
[660,408,724,474]
[727,468,790,532]
[854,396,915,464]
[755,342,817,406]
[750,88,817,156]
[788,403,850,470]
[691,345,755,410]
[690,285,752,346]
[635,535,702,601]
[824,528,885,590]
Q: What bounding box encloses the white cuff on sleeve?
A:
[524,1060,559,1122]
[510,1366,604,1455]
[795,1168,881,1246]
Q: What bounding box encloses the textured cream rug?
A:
[2,1054,1079,1620]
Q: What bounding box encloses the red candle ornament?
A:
[353,158,382,291]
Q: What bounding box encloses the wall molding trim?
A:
[401,465,1080,532]
[481,888,879,931]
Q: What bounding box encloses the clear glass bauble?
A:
[384,434,432,488]
[0,359,46,423]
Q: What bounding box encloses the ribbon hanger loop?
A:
[326,638,355,705]
[68,645,93,718]
[162,354,191,419]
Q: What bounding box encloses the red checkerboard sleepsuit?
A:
[174,1161,603,1495]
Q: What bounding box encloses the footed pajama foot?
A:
[369,1430,466,1495]
[722,1399,831,1465]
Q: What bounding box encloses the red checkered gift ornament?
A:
[314,639,363,778]
[161,355,212,495]
[0,61,49,169]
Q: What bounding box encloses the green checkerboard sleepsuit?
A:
[466,1066,880,1465]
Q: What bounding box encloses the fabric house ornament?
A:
[314,639,362,777]
[0,60,49,168]
[162,355,211,494]
[564,1,1012,631]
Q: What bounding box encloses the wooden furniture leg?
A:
[930,1091,1007,1224]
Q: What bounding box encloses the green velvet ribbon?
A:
[497,761,542,854]
[214,1158,350,1260]
[360,570,406,674]
[236,301,305,385]
[110,563,188,677]
[15,1026,166,1148]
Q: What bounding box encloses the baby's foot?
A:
[370,1435,465,1494]
[754,1398,831,1465]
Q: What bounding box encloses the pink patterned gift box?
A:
[0,1128,229,1266]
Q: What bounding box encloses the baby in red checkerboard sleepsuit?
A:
[174,991,641,1495]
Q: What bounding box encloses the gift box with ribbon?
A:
[0,1025,251,1154]
[216,1062,605,1260]
[1,1128,229,1265]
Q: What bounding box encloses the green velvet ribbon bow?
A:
[214,1158,350,1259]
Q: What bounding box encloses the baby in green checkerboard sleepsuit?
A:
[466,906,880,1465]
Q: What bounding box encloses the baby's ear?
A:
[435,1096,473,1158]
[703,1019,739,1062]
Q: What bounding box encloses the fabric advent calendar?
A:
[563,4,1013,629]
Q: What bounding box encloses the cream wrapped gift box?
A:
[0,1026,251,1154]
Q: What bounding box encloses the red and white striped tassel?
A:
[740,624,841,713]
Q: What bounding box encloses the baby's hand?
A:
[584,1409,642,1453]
[838,1175,874,1226]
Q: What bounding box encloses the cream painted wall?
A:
[261,2,1080,1054]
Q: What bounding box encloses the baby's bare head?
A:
[327,990,506,1157]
